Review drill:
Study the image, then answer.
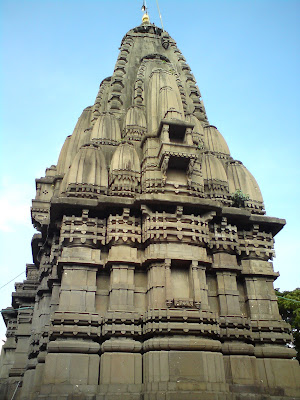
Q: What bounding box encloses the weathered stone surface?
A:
[0,14,299,400]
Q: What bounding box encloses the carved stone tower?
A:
[1,16,300,400]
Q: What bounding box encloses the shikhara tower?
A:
[1,13,299,400]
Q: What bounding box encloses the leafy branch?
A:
[231,189,249,208]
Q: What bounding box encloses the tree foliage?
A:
[275,288,300,362]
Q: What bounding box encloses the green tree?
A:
[275,288,300,362]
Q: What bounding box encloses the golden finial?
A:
[142,13,150,23]
[141,0,150,24]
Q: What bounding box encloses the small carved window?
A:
[169,124,186,143]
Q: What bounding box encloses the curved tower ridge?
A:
[1,18,299,400]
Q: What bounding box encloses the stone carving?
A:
[109,143,141,196]
[238,224,275,260]
[166,298,201,309]
[142,206,210,245]
[60,210,106,248]
[107,208,141,245]
[91,77,112,124]
[161,33,170,49]
[209,217,239,253]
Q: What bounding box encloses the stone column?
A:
[0,314,18,400]
[8,308,33,379]
[185,126,193,145]
[100,260,142,396]
[216,270,241,316]
[40,212,104,396]
[241,259,298,394]
[213,253,260,387]
[108,265,135,311]
[99,209,142,396]
[41,256,100,395]
[243,273,280,320]
[161,123,170,142]
[7,265,38,383]
[164,259,172,307]
[58,264,97,312]
[190,261,209,310]
[147,262,167,309]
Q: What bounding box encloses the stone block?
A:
[143,351,170,383]
[213,253,238,269]
[168,351,225,384]
[256,357,300,391]
[100,353,142,385]
[43,353,99,385]
[108,246,139,263]
[223,355,259,385]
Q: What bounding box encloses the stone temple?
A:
[1,13,300,400]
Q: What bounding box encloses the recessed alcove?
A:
[166,156,189,185]
[169,123,186,143]
[171,266,191,300]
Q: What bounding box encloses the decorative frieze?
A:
[219,316,252,341]
[238,224,275,260]
[102,311,142,338]
[209,217,239,253]
[166,298,200,309]
[143,309,219,337]
[31,200,50,229]
[106,208,141,245]
[59,209,106,248]
[142,206,209,245]
[251,319,292,344]
[49,311,102,340]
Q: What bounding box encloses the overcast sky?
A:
[1,0,299,343]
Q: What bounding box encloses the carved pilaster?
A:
[191,261,209,310]
[106,208,141,245]
[147,262,166,309]
[161,123,170,142]
[216,271,241,317]
[108,265,135,311]
[165,259,172,307]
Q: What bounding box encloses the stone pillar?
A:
[243,273,280,320]
[21,292,52,400]
[241,259,300,395]
[108,265,135,311]
[40,211,104,397]
[213,253,261,388]
[161,123,170,142]
[185,126,193,145]
[8,308,33,379]
[58,264,97,312]
[216,270,241,316]
[0,317,17,380]
[99,339,142,398]
[24,281,61,399]
[100,260,142,396]
[41,262,100,396]
[191,261,209,310]
[100,209,142,396]
[147,262,167,309]
[164,259,172,306]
